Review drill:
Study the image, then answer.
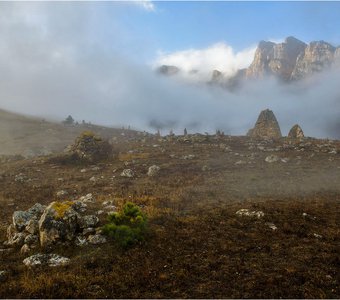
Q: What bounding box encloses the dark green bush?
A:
[102,202,147,248]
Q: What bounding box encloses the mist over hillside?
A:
[0,2,339,139]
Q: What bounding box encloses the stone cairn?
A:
[247,109,282,139]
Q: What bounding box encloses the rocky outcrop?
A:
[247,109,282,139]
[3,198,106,251]
[291,41,337,80]
[157,65,180,76]
[288,124,305,139]
[246,37,307,81]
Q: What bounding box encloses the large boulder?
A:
[288,124,304,139]
[68,131,113,163]
[247,109,282,139]
[38,201,80,248]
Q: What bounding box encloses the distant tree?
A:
[184,128,188,136]
[63,115,74,125]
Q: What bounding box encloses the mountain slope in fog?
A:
[0,109,135,157]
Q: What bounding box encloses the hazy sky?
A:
[0,1,339,138]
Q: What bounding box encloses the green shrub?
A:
[102,202,147,248]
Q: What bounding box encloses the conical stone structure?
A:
[247,109,282,139]
[288,124,304,139]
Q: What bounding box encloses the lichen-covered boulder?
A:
[38,201,80,248]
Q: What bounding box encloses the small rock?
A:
[147,165,160,177]
[0,270,7,282]
[87,234,106,245]
[265,155,280,163]
[56,190,68,197]
[182,154,195,160]
[96,210,104,215]
[236,209,264,218]
[120,169,134,178]
[80,169,87,173]
[23,254,70,267]
[235,160,246,165]
[89,176,97,182]
[79,193,95,203]
[313,233,323,239]
[265,222,277,230]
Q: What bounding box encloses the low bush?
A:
[102,202,148,248]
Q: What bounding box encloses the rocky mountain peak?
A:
[290,40,337,80]
[246,36,306,81]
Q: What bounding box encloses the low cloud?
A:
[154,43,256,81]
[0,2,339,139]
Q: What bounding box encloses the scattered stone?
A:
[265,222,278,230]
[120,169,134,178]
[182,154,196,160]
[235,160,246,165]
[247,109,282,139]
[56,190,68,197]
[202,165,211,171]
[313,233,323,239]
[96,210,104,215]
[79,193,95,203]
[89,176,97,182]
[0,270,7,282]
[14,173,28,183]
[23,254,70,267]
[80,169,87,173]
[288,124,304,139]
[147,165,161,177]
[265,155,280,163]
[236,209,265,218]
[87,234,107,245]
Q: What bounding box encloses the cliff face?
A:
[291,41,337,80]
[246,37,307,81]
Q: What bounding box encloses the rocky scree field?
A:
[0,130,339,298]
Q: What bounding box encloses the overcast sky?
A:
[0,1,339,138]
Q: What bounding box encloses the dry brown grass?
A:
[0,134,339,298]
